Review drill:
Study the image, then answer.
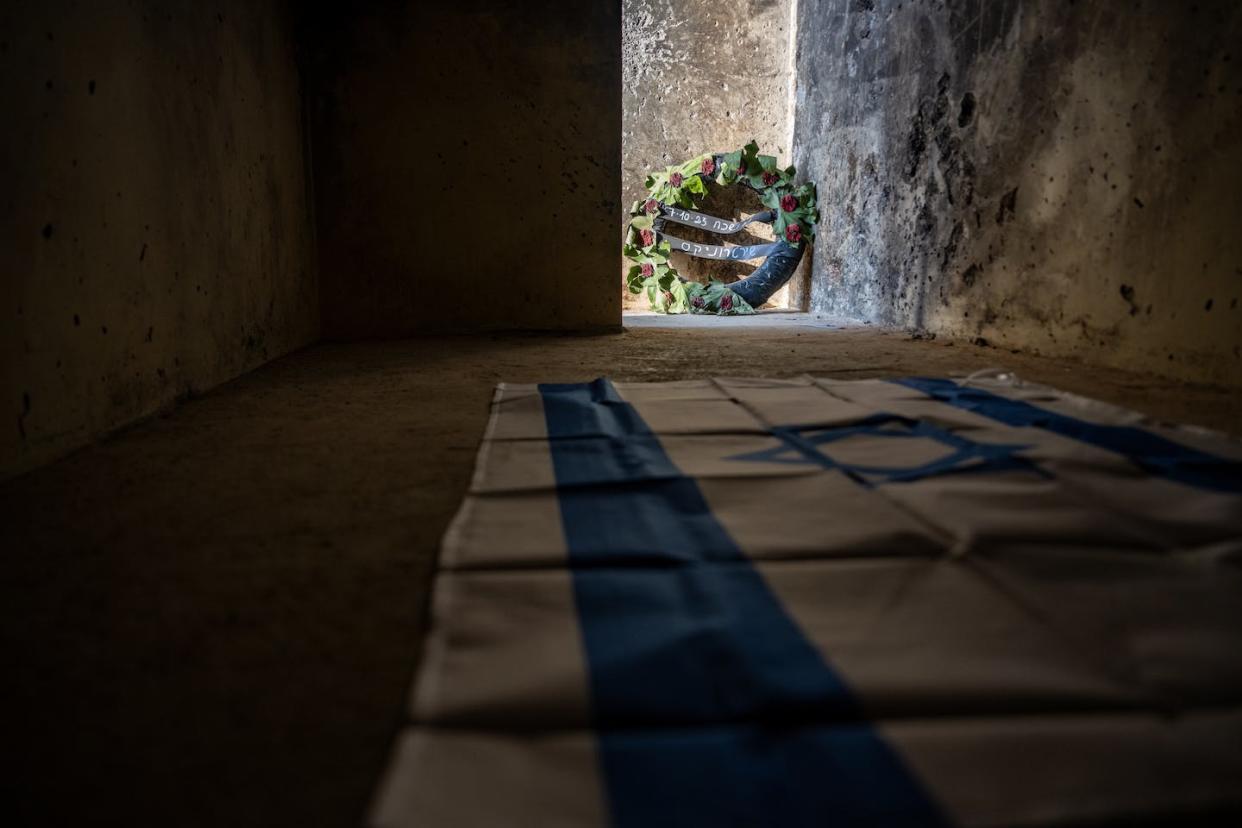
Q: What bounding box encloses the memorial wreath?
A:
[624,141,818,315]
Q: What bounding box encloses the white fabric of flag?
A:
[372,373,1242,828]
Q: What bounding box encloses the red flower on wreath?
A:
[691,295,706,309]
[720,293,734,311]
[700,157,715,175]
[644,199,659,214]
[781,194,798,213]
[639,228,655,247]
[762,171,779,186]
[640,263,654,278]
[785,223,803,243]
[669,172,684,187]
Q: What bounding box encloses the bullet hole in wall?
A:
[958,92,976,127]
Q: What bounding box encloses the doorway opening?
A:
[619,0,806,324]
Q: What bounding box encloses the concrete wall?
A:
[793,0,1242,384]
[1,1,319,479]
[306,2,621,338]
[622,0,805,308]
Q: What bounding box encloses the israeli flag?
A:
[372,375,1242,827]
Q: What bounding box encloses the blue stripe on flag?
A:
[892,377,1242,493]
[539,378,948,828]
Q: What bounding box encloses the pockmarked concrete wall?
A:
[306,2,621,337]
[793,0,1242,384]
[1,1,319,479]
[622,0,806,308]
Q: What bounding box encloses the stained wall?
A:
[1,1,319,479]
[793,0,1242,383]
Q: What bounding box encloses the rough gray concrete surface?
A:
[4,328,1239,826]
[622,0,805,307]
[0,1,319,479]
[792,0,1242,385]
[305,2,621,338]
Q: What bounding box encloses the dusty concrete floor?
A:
[2,325,1239,827]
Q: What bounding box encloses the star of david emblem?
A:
[729,414,1041,487]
